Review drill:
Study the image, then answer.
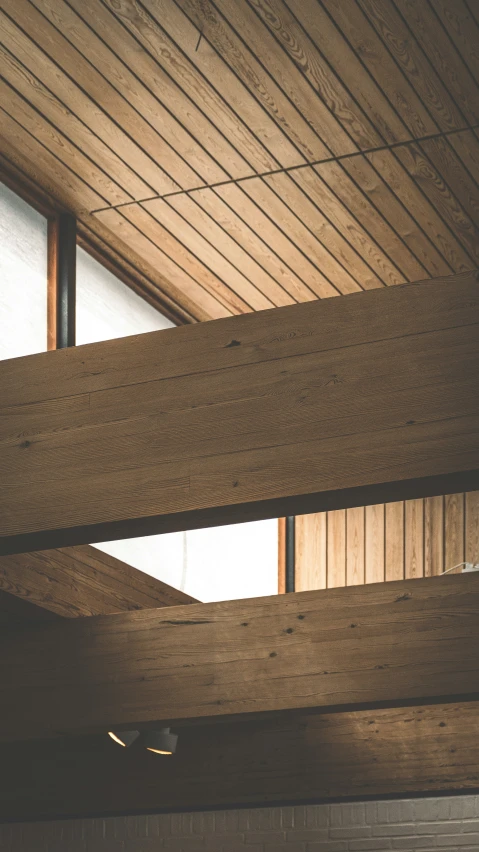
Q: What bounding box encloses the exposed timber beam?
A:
[0,544,196,619]
[1,573,479,744]
[0,588,59,629]
[0,271,478,555]
[1,701,478,822]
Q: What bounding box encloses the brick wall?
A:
[2,797,479,851]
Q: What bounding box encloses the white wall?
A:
[0,183,47,360]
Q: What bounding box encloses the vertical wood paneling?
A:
[425,496,444,577]
[327,510,346,588]
[445,493,465,571]
[405,499,424,579]
[365,504,385,584]
[295,493,478,591]
[278,518,286,594]
[385,501,404,581]
[294,513,326,591]
[346,506,365,586]
[466,493,479,567]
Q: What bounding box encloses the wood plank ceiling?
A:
[0,0,478,323]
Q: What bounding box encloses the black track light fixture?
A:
[107,727,178,755]
[144,728,178,755]
[107,730,140,748]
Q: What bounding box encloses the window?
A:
[0,183,47,360]
[76,246,174,343]
[76,247,279,601]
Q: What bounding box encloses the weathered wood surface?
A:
[0,544,196,618]
[1,273,478,554]
[1,701,478,822]
[1,573,479,743]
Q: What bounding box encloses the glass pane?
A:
[77,246,278,601]
[76,246,174,344]
[0,182,47,360]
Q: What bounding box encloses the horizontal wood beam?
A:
[0,589,59,629]
[0,544,196,619]
[1,574,479,744]
[1,272,478,555]
[1,701,478,821]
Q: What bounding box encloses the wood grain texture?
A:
[1,273,478,554]
[445,492,466,571]
[405,498,424,579]
[1,573,479,742]
[466,491,479,566]
[0,545,196,619]
[346,506,365,586]
[385,501,404,582]
[2,701,479,820]
[295,513,326,592]
[297,491,478,589]
[0,0,478,325]
[365,504,385,584]
[327,510,346,588]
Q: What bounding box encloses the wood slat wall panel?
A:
[1,1,180,195]
[280,0,413,147]
[385,501,404,581]
[359,0,468,132]
[0,79,128,209]
[0,109,104,214]
[245,0,387,150]
[165,193,296,307]
[176,0,351,161]
[405,498,424,579]
[445,493,466,571]
[103,0,293,173]
[466,492,479,566]
[321,0,440,138]
[142,197,278,310]
[395,0,479,126]
[346,506,365,586]
[433,0,479,87]
[295,513,326,592]
[93,208,232,321]
[31,0,229,188]
[365,503,385,584]
[190,186,320,303]
[1,0,478,327]
[327,509,346,588]
[425,496,445,577]
[296,493,478,590]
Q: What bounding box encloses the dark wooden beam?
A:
[1,573,479,744]
[1,271,478,555]
[1,701,478,822]
[0,589,59,629]
[0,544,196,619]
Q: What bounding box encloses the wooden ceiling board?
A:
[0,0,478,322]
[100,0,285,174]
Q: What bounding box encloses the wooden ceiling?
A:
[0,0,478,322]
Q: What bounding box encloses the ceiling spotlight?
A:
[144,728,178,755]
[108,730,140,748]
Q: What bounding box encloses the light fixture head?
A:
[108,730,140,748]
[144,728,178,755]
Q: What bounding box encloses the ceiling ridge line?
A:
[90,122,479,215]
